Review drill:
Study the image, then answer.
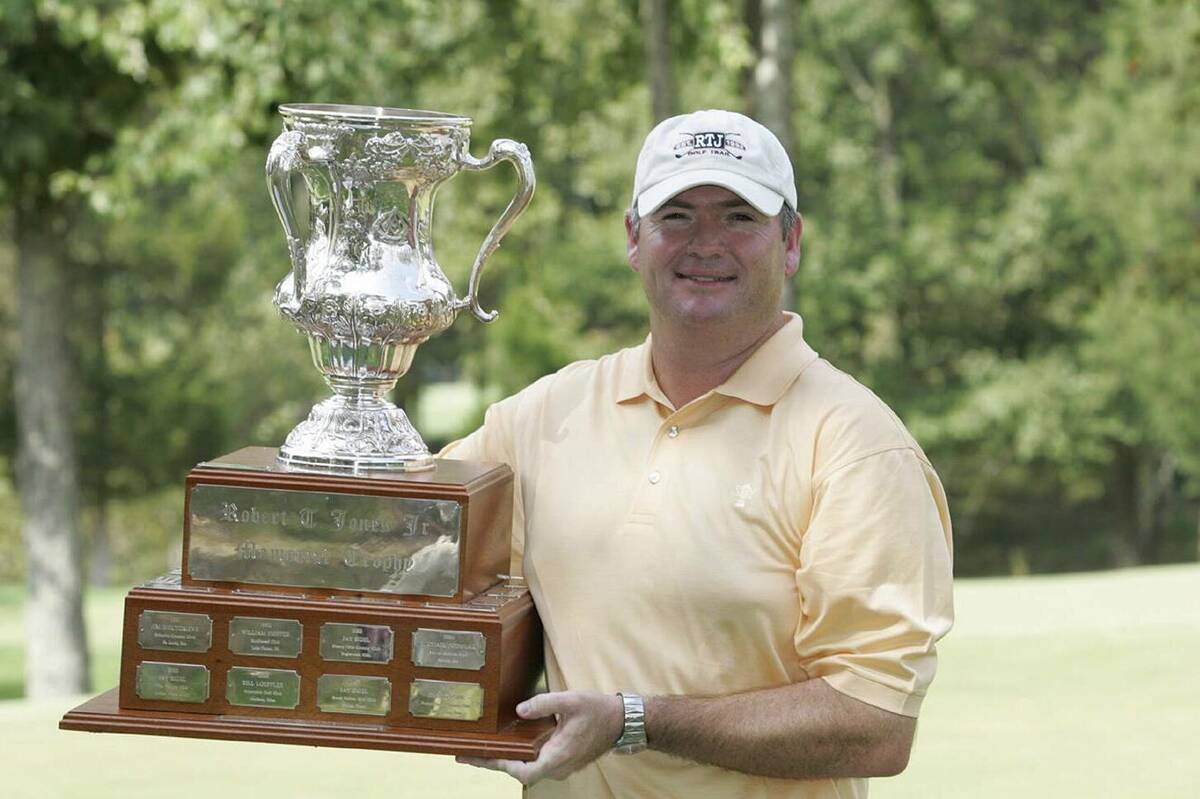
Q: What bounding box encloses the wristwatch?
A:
[614,692,647,754]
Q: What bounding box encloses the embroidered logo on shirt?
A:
[732,483,755,509]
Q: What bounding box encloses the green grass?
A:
[0,584,22,698]
[3,696,517,799]
[2,565,1198,797]
[874,564,1200,798]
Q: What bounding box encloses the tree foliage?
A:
[1,0,1197,594]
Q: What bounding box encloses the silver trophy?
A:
[266,104,535,472]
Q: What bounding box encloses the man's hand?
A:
[456,690,624,786]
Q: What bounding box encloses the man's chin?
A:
[662,304,740,327]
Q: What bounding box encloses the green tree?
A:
[0,0,487,694]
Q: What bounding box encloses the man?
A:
[445,109,954,798]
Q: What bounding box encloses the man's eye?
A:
[729,213,756,222]
[661,212,688,221]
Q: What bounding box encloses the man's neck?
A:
[649,312,789,409]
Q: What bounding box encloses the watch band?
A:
[614,692,647,754]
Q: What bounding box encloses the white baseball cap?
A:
[631,109,797,217]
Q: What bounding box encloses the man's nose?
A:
[686,220,724,256]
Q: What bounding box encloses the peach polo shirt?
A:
[442,313,954,799]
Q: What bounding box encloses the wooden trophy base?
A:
[61,575,552,759]
[61,688,553,758]
[60,448,553,760]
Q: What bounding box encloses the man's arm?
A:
[459,678,914,786]
[647,678,914,778]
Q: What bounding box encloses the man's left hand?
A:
[456,690,624,786]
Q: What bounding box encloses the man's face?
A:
[625,185,802,331]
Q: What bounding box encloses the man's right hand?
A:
[456,690,624,786]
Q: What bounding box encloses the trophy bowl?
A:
[266,104,535,472]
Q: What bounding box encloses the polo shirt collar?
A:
[615,334,669,406]
[614,313,818,407]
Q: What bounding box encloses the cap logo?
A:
[672,131,745,160]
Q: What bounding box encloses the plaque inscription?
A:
[320,623,394,663]
[229,617,303,658]
[137,610,213,653]
[317,674,392,716]
[411,628,487,671]
[226,667,301,709]
[409,679,484,721]
[135,662,210,703]
[187,484,462,596]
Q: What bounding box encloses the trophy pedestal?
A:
[61,448,552,760]
[62,576,550,757]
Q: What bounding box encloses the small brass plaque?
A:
[229,617,303,658]
[317,674,392,716]
[319,623,393,663]
[137,610,213,653]
[135,662,210,703]
[411,629,486,671]
[226,667,301,709]
[408,679,484,721]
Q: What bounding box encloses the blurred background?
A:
[0,0,1197,796]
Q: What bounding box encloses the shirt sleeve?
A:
[439,401,528,578]
[793,447,954,717]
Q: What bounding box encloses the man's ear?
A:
[784,212,804,277]
[625,210,641,273]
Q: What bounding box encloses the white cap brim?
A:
[636,169,786,217]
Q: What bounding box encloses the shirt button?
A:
[667,425,680,438]
[648,471,661,484]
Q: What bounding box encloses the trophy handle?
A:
[455,139,536,323]
[266,129,308,300]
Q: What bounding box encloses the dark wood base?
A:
[61,688,553,759]
[118,578,542,734]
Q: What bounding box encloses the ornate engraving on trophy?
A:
[228,617,303,658]
[135,662,210,703]
[188,484,462,596]
[317,674,392,716]
[411,629,486,671]
[226,667,301,709]
[137,610,213,653]
[319,623,394,663]
[408,679,484,721]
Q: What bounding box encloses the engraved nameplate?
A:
[320,623,394,663]
[187,484,462,596]
[229,617,303,658]
[137,610,213,653]
[226,667,301,709]
[135,662,210,703]
[412,629,486,671]
[408,679,484,721]
[317,674,392,716]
